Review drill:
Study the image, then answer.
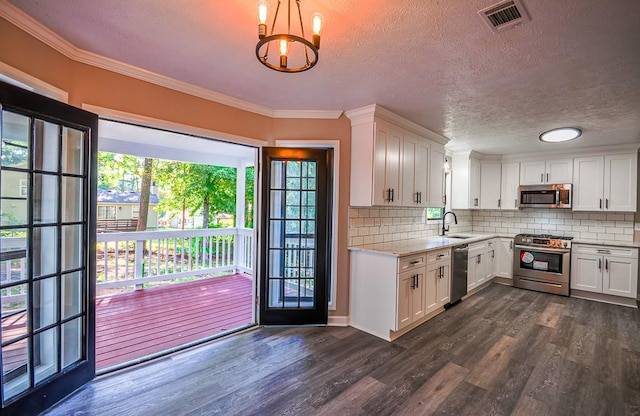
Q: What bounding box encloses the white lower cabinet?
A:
[495,238,514,279]
[571,244,638,299]
[350,247,451,341]
[468,239,496,291]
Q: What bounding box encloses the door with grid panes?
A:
[0,81,97,416]
[259,147,331,325]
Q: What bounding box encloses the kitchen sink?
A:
[446,235,474,239]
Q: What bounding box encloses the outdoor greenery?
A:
[98,153,255,229]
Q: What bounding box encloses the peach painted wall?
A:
[0,17,352,317]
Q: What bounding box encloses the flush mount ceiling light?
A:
[256,0,323,73]
[539,127,582,143]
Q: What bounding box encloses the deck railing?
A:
[96,228,255,290]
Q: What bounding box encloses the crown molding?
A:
[345,104,449,145]
[0,1,343,120]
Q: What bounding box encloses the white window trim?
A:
[275,139,340,311]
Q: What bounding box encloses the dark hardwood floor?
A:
[42,283,640,416]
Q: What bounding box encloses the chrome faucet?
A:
[442,211,458,236]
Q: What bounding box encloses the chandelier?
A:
[256,0,323,73]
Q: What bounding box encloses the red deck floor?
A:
[96,273,254,369]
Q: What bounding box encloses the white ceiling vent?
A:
[479,0,530,33]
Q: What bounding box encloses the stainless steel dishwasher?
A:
[447,244,468,308]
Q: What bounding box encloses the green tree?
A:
[244,166,255,228]
[97,153,145,191]
[155,161,237,229]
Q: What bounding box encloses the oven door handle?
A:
[514,245,571,254]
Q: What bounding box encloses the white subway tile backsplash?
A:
[349,207,635,247]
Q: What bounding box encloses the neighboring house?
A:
[97,190,160,231]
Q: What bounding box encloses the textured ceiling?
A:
[7,0,640,154]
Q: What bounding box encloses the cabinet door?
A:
[604,154,637,212]
[425,264,440,314]
[469,157,481,209]
[373,122,402,206]
[428,146,445,207]
[480,162,501,209]
[412,270,426,320]
[401,136,429,207]
[573,156,604,211]
[546,159,573,183]
[570,253,603,293]
[603,256,638,298]
[500,162,520,210]
[520,160,545,185]
[468,254,478,290]
[495,238,514,279]
[397,271,414,330]
[437,264,451,306]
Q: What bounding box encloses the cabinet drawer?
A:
[427,249,450,263]
[573,244,638,259]
[399,253,426,272]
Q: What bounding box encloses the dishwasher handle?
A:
[454,244,469,253]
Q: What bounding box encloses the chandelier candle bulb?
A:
[279,39,288,68]
[312,12,323,49]
[257,0,268,38]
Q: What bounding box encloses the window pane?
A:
[62,271,82,319]
[62,176,83,222]
[1,170,29,226]
[61,127,84,175]
[33,173,59,224]
[426,207,444,220]
[61,224,83,271]
[61,317,83,369]
[1,284,28,344]
[1,230,28,284]
[1,111,30,168]
[33,277,57,330]
[2,338,30,400]
[33,226,58,278]
[34,120,59,172]
[34,328,58,385]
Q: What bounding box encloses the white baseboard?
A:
[328,316,349,326]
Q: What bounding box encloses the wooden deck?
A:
[0,274,254,373]
[96,273,254,369]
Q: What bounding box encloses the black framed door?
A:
[0,81,97,416]
[259,147,332,325]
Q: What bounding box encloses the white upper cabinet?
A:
[500,162,520,210]
[401,133,429,206]
[573,153,637,212]
[452,152,481,209]
[346,105,449,207]
[428,145,445,208]
[480,161,501,209]
[520,159,573,185]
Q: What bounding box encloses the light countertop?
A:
[348,233,498,257]
[349,234,640,257]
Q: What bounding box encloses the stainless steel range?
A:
[513,233,573,296]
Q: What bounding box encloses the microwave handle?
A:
[556,188,560,207]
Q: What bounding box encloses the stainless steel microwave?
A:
[518,184,572,209]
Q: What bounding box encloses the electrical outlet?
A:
[635,223,640,231]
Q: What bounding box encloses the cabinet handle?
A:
[515,198,518,208]
[509,241,513,250]
[599,199,602,209]
[477,256,481,264]
[605,259,608,271]
[437,254,445,258]
[491,250,495,259]
[419,191,422,204]
[605,199,609,209]
[541,173,544,183]
[546,173,549,182]
[474,198,479,207]
[598,259,602,270]
[498,199,501,208]
[391,188,395,202]
[409,260,420,265]
[443,194,447,205]
[411,275,416,290]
